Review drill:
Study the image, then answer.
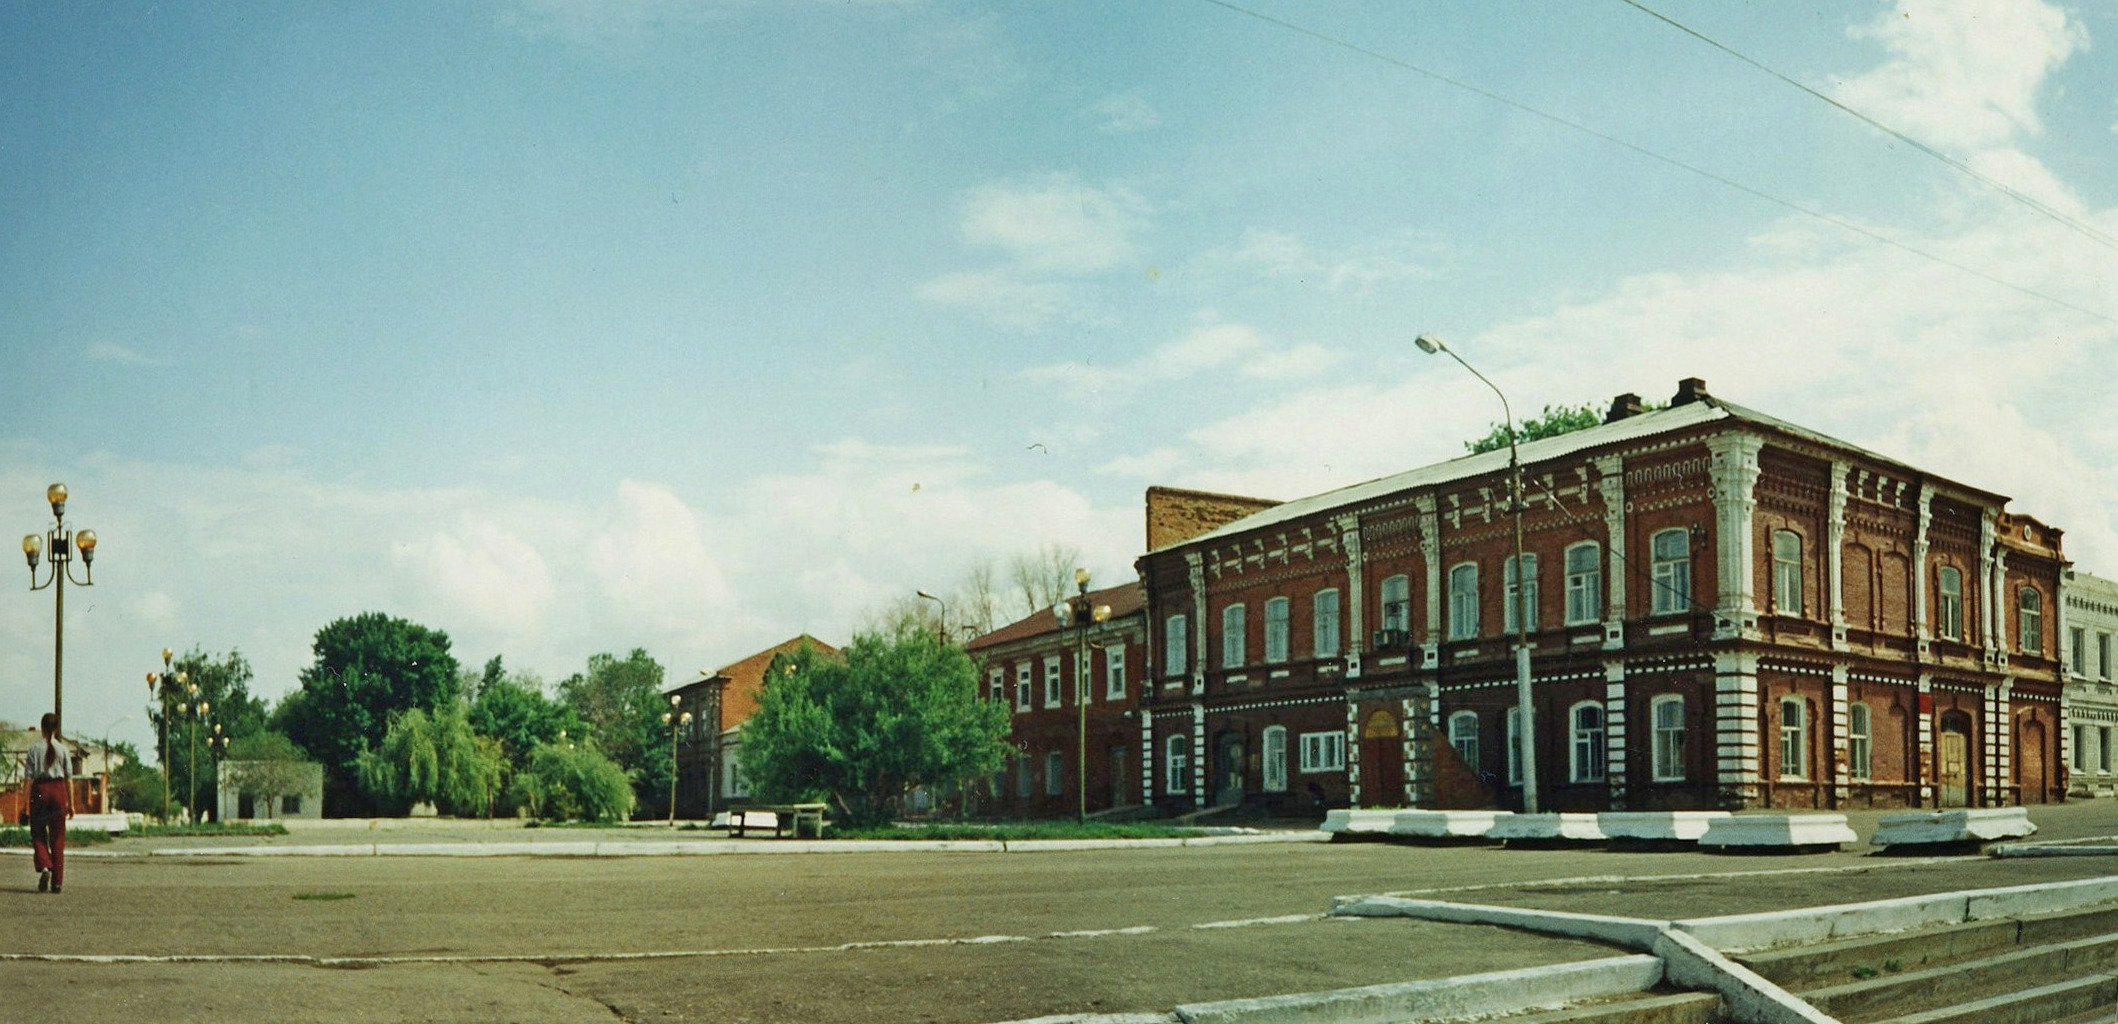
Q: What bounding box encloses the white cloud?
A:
[959,173,1146,274]
[1241,343,1347,380]
[915,270,1077,331]
[85,341,159,366]
[1963,147,2085,215]
[1024,320,1341,401]
[400,518,556,637]
[1090,92,1160,134]
[1204,227,1434,293]
[1833,0,2085,152]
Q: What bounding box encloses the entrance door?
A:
[2018,720,2048,804]
[1939,711,1972,807]
[1212,734,1245,806]
[1109,746,1127,808]
[1362,710,1403,808]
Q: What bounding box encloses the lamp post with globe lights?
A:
[148,649,190,823]
[23,483,97,732]
[662,694,693,826]
[1056,568,1112,824]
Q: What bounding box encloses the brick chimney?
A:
[1604,393,1647,423]
[1671,377,1710,407]
[1145,487,1280,550]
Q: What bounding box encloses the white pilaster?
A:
[1191,704,1207,802]
[1345,699,1361,807]
[1830,665,1850,806]
[1186,552,1209,694]
[1917,675,1935,805]
[1596,455,1627,649]
[1828,461,1849,649]
[1418,494,1442,670]
[1979,512,1999,660]
[1604,660,1628,808]
[1912,488,1933,656]
[1714,650,1761,803]
[1337,513,1365,678]
[1708,433,1765,638]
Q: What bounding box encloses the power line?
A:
[1614,0,2118,255]
[1189,0,2116,327]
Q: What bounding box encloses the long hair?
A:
[39,712,58,769]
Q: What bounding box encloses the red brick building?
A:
[1134,379,2065,815]
[664,635,838,819]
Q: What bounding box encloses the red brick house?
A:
[1134,378,2065,815]
[663,635,838,819]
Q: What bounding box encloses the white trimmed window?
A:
[1569,702,1606,783]
[1564,542,1602,624]
[1164,735,1191,795]
[1447,711,1479,771]
[1262,726,1288,792]
[2019,587,2043,654]
[1504,553,1539,633]
[1042,657,1061,708]
[2101,633,2111,680]
[2074,627,2088,675]
[1937,566,1964,640]
[1651,529,1690,615]
[1222,604,1246,669]
[1313,589,1341,659]
[988,668,1004,704]
[1046,751,1064,797]
[1105,643,1126,699]
[1448,563,1480,640]
[1165,614,1188,678]
[1264,597,1290,663]
[1298,731,1345,773]
[2075,725,2088,771]
[1848,703,1872,782]
[1779,697,1808,780]
[1015,664,1031,711]
[1505,706,1523,785]
[1651,695,1686,781]
[1772,530,1804,616]
[1380,575,1411,633]
[2103,727,2113,773]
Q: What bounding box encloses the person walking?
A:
[23,713,72,894]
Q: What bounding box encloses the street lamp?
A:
[662,694,693,827]
[148,650,189,822]
[206,726,227,823]
[1056,567,1112,824]
[915,590,950,645]
[179,694,210,822]
[1414,334,1540,814]
[23,483,96,732]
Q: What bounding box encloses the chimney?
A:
[1671,377,1710,407]
[1604,393,1646,423]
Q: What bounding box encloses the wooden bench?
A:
[719,803,829,838]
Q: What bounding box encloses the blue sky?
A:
[3,0,2114,759]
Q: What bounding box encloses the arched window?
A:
[1569,701,1606,782]
[1651,529,1691,614]
[1848,703,1872,781]
[1564,542,1602,624]
[1779,697,1808,780]
[1221,604,1246,669]
[1505,706,1523,785]
[1448,563,1480,640]
[1379,575,1411,633]
[1772,530,1804,616]
[1937,566,1964,641]
[1261,726,1288,793]
[1504,553,1539,633]
[2019,587,2043,654]
[1263,597,1291,663]
[1313,589,1341,658]
[1447,711,1480,770]
[1164,734,1191,795]
[1650,695,1686,781]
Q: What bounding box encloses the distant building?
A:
[216,759,325,821]
[2062,569,2118,796]
[663,635,838,819]
[1,724,123,820]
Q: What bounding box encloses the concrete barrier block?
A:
[1488,813,1607,842]
[1697,813,1857,850]
[1387,810,1511,838]
[1332,896,1667,950]
[1173,955,1662,1024]
[1598,811,1730,842]
[1320,809,1397,835]
[1872,807,2037,847]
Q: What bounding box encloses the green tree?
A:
[219,731,319,818]
[1463,403,1605,455]
[557,648,668,813]
[513,742,635,823]
[354,704,506,817]
[468,666,584,774]
[738,628,1008,828]
[104,740,167,815]
[273,613,462,813]
[147,648,269,818]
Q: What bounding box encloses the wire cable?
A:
[1189,0,2117,327]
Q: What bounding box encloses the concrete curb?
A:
[1651,928,1835,1024]
[1170,955,1663,1024]
[6,831,1330,859]
[1332,895,1668,950]
[1670,874,2118,952]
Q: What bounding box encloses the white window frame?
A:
[1564,542,1602,625]
[1222,603,1246,669]
[1937,566,1964,640]
[1042,657,1061,708]
[1504,553,1539,633]
[1505,706,1522,785]
[1045,750,1064,797]
[1261,726,1288,793]
[1651,529,1690,615]
[2101,633,2112,680]
[2103,727,2113,774]
[1779,697,1808,780]
[1848,702,1872,782]
[1650,695,1686,782]
[1015,663,1031,712]
[1569,701,1606,783]
[1298,731,1345,773]
[1448,562,1480,640]
[2019,587,2043,654]
[1165,614,1188,678]
[988,667,1004,704]
[1773,530,1804,616]
[1164,735,1190,795]
[1447,711,1479,771]
[2075,724,2088,771]
[1380,575,1411,633]
[1263,596,1290,663]
[1104,642,1126,699]
[1313,589,1341,659]
[2073,627,2088,676]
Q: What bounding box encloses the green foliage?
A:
[513,742,636,823]
[273,613,462,811]
[835,822,1205,840]
[557,649,669,811]
[468,666,584,773]
[738,629,1009,828]
[355,704,506,817]
[0,828,114,847]
[108,755,168,815]
[1463,403,1605,455]
[123,821,289,838]
[147,648,270,817]
[220,730,318,812]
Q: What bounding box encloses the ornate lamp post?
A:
[23,483,96,732]
[1056,568,1111,824]
[1414,334,1539,814]
[662,694,693,827]
[206,728,227,823]
[177,694,210,821]
[148,650,189,823]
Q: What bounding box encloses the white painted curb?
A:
[69,831,1328,859]
[1170,954,1662,1024]
[1332,895,1668,950]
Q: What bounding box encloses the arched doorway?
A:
[1362,710,1403,808]
[1938,710,1974,808]
[1211,732,1246,807]
[2017,717,2049,804]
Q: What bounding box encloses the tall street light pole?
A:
[23,483,97,732]
[148,651,188,824]
[662,694,692,827]
[1057,568,1111,824]
[1414,334,1540,815]
[915,590,950,645]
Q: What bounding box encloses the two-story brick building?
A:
[1134,378,2066,815]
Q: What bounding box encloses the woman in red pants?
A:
[24,713,72,894]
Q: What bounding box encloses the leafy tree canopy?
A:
[737,628,1009,828]
[355,704,505,817]
[274,612,462,777]
[146,648,269,815]
[468,664,584,772]
[1463,403,1605,455]
[513,742,635,823]
[557,648,669,807]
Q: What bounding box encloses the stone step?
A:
[1735,901,2118,990]
[1867,970,2118,1024]
[1497,991,1722,1024]
[1800,932,2118,1021]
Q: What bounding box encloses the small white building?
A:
[2062,569,2118,796]
[215,759,324,821]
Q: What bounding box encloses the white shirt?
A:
[25,741,70,781]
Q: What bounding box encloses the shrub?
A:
[514,742,635,823]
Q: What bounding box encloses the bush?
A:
[514,743,634,823]
[356,704,506,817]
